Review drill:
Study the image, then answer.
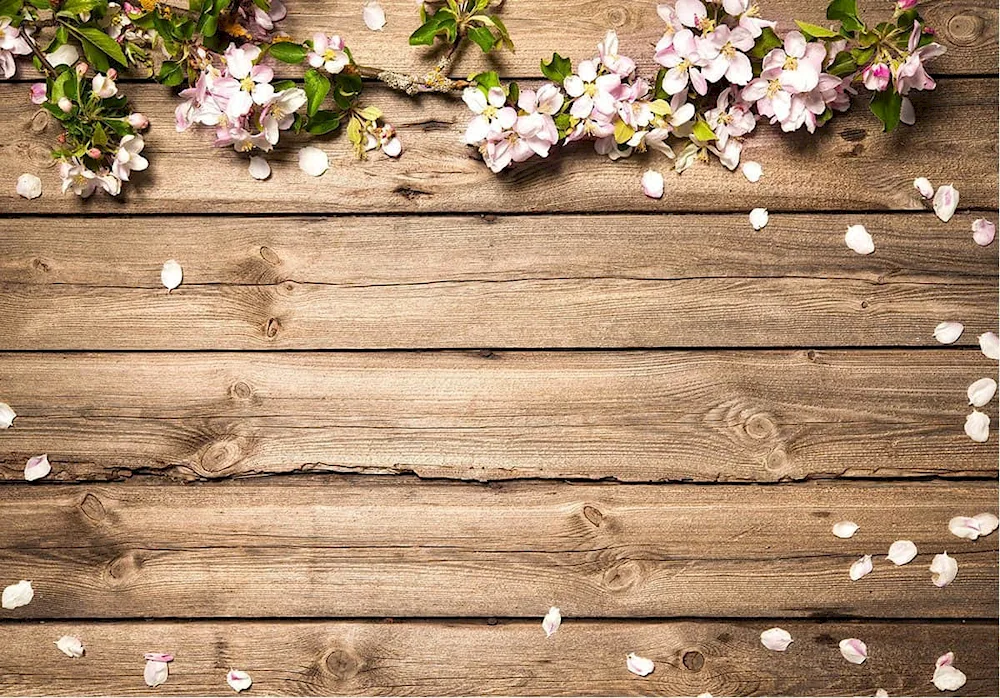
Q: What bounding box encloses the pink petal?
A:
[849,554,873,581]
[936,651,954,669]
[542,606,561,637]
[24,454,51,482]
[886,540,917,566]
[760,627,793,651]
[972,219,996,246]
[949,516,983,540]
[641,170,664,199]
[839,638,868,664]
[832,521,858,539]
[932,321,963,345]
[978,332,999,360]
[144,653,174,662]
[932,184,959,223]
[227,669,252,693]
[929,552,958,587]
[626,652,654,676]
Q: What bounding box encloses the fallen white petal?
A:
[845,224,874,254]
[929,552,958,587]
[298,146,329,177]
[964,410,989,443]
[143,654,173,688]
[967,378,997,407]
[749,207,768,230]
[948,516,981,540]
[626,652,654,677]
[972,512,998,536]
[832,521,859,539]
[849,554,873,581]
[760,627,793,651]
[933,664,967,691]
[0,402,15,429]
[978,332,999,360]
[542,606,561,637]
[886,540,917,566]
[226,669,252,693]
[839,638,868,664]
[55,635,85,658]
[913,177,933,199]
[24,454,51,482]
[933,184,959,223]
[16,173,42,200]
[363,1,386,31]
[972,219,996,246]
[875,689,889,697]
[641,170,664,199]
[741,161,762,183]
[2,580,34,609]
[933,321,964,345]
[161,260,183,291]
[248,156,271,181]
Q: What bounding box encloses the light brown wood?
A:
[0,618,996,696]
[0,479,996,620]
[0,350,996,482]
[1,79,996,215]
[1,213,995,349]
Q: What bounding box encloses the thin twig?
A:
[23,32,57,79]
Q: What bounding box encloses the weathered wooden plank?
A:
[0,350,996,482]
[1,79,996,214]
[0,618,996,696]
[0,479,995,620]
[1,214,995,349]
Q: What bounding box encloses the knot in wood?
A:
[79,492,107,523]
[682,650,705,672]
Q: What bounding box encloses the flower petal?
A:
[24,454,51,482]
[832,521,859,539]
[964,410,989,443]
[887,540,917,565]
[741,161,762,183]
[161,260,183,291]
[972,219,996,246]
[973,512,998,536]
[363,1,386,31]
[144,660,170,687]
[248,156,271,181]
[845,225,874,254]
[626,652,654,677]
[642,170,664,199]
[55,635,85,658]
[967,378,997,407]
[298,146,329,177]
[760,627,793,651]
[913,177,933,199]
[929,552,958,587]
[542,606,561,637]
[949,516,982,540]
[0,402,16,429]
[932,662,967,691]
[2,580,34,609]
[932,184,959,223]
[16,173,42,200]
[839,638,868,664]
[933,321,964,345]
[978,332,999,360]
[227,669,252,693]
[849,554,873,581]
[876,689,889,697]
[749,207,768,230]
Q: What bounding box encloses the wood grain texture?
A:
[1,214,995,349]
[0,479,996,619]
[0,350,996,482]
[1,79,996,215]
[0,618,996,696]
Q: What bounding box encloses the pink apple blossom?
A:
[862,63,890,91]
[463,86,517,144]
[307,33,349,74]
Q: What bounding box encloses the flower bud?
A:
[127,112,149,130]
[87,147,102,159]
[75,62,89,76]
[896,0,918,9]
[58,97,73,113]
[862,63,890,92]
[107,68,118,80]
[57,133,67,144]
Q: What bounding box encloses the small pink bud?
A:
[57,133,67,144]
[862,63,890,92]
[896,0,918,9]
[75,62,89,76]
[87,147,102,159]
[107,68,118,80]
[58,97,73,113]
[127,112,149,129]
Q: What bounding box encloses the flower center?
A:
[783,56,798,70]
[240,76,255,92]
[698,18,716,33]
[483,105,498,119]
[766,79,782,97]
[722,44,737,59]
[323,48,339,61]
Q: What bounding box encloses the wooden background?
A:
[1,0,998,695]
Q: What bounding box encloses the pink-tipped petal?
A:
[932,184,959,223]
[227,669,252,693]
[839,638,868,664]
[760,627,793,651]
[972,219,996,246]
[24,454,51,482]
[626,653,655,676]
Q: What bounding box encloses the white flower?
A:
[91,73,118,99]
[59,159,120,198]
[111,135,148,182]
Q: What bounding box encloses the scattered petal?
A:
[55,635,85,658]
[886,540,917,566]
[16,173,42,200]
[760,627,793,651]
[967,378,997,407]
[972,219,996,246]
[144,654,173,688]
[849,554,873,581]
[144,653,174,662]
[0,402,15,429]
[832,521,859,539]
[839,638,868,664]
[298,146,329,177]
[949,516,982,540]
[964,410,989,443]
[845,225,874,254]
[2,580,34,609]
[875,689,889,697]
[641,170,664,199]
[626,652,654,677]
[929,552,958,587]
[936,652,954,669]
[542,606,561,637]
[363,1,386,31]
[973,512,998,536]
[227,669,252,693]
[248,156,271,181]
[932,653,967,691]
[749,207,768,230]
[933,321,963,345]
[913,177,933,199]
[161,260,183,291]
[933,185,959,223]
[978,332,999,360]
[741,161,762,183]
[24,454,51,482]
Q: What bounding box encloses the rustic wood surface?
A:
[0,0,997,695]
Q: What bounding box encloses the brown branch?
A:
[23,32,57,79]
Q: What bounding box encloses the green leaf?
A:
[869,88,902,132]
[613,119,635,145]
[268,41,308,64]
[409,15,445,46]
[0,0,24,18]
[749,27,782,60]
[471,70,500,93]
[355,105,382,121]
[306,110,341,135]
[850,45,876,66]
[467,25,496,53]
[826,0,864,33]
[81,36,110,72]
[91,122,107,147]
[346,116,363,146]
[58,0,106,16]
[489,15,513,51]
[540,52,572,84]
[271,79,297,91]
[156,60,185,87]
[826,50,857,77]
[49,68,76,104]
[794,20,841,39]
[304,68,331,117]
[73,26,127,66]
[691,119,716,142]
